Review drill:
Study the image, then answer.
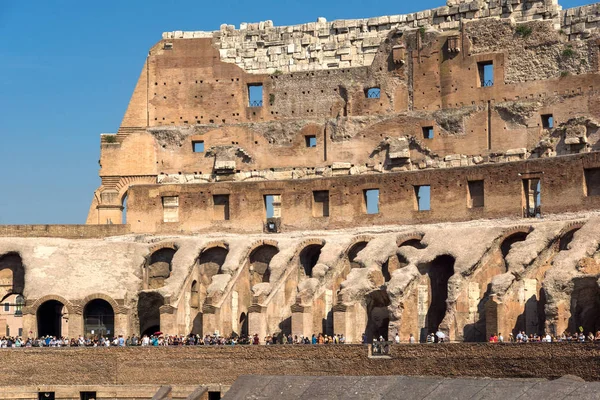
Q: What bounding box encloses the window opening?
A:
[38,393,55,400]
[422,126,434,139]
[264,194,281,219]
[193,141,205,153]
[312,191,329,217]
[80,392,96,400]
[208,392,222,400]
[364,189,379,214]
[305,135,317,148]
[467,180,484,208]
[477,61,494,87]
[4,303,8,312]
[541,114,554,129]
[213,195,230,221]
[522,178,541,218]
[366,87,381,98]
[415,185,431,211]
[585,168,600,196]
[248,84,263,107]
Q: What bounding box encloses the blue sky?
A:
[0,0,590,224]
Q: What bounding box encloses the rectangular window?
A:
[162,196,179,223]
[3,303,8,312]
[38,393,55,400]
[248,84,263,107]
[366,87,381,98]
[18,328,22,337]
[364,189,379,214]
[305,135,317,148]
[264,194,281,218]
[192,141,205,153]
[541,114,554,129]
[584,168,600,196]
[208,392,222,400]
[422,126,434,139]
[213,195,230,221]
[522,178,541,218]
[80,392,97,400]
[415,185,431,211]
[313,191,330,217]
[477,61,494,87]
[468,180,484,208]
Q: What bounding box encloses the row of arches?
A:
[36,298,115,338]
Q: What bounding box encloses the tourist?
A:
[394,332,400,344]
[408,333,416,344]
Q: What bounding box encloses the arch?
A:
[347,241,369,269]
[190,280,199,308]
[199,245,229,286]
[37,299,68,338]
[81,293,121,314]
[499,229,532,259]
[0,253,25,300]
[137,292,164,336]
[299,242,325,278]
[558,223,583,251]
[146,247,177,289]
[365,289,391,342]
[417,255,455,340]
[568,276,600,335]
[249,244,279,285]
[83,299,115,338]
[29,294,75,316]
[397,233,427,249]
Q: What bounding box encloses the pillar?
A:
[202,304,219,336]
[333,303,364,344]
[248,304,267,342]
[291,304,313,339]
[159,305,177,335]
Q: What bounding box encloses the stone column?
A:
[21,308,36,338]
[248,304,267,342]
[202,304,219,336]
[333,303,365,344]
[114,307,130,337]
[159,305,177,335]
[291,304,313,339]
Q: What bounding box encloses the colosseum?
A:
[3,0,600,398]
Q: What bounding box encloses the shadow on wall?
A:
[417,255,455,342]
[365,289,391,343]
[462,283,493,342]
[568,277,600,335]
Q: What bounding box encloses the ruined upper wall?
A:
[161,0,580,74]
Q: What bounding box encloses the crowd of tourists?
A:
[1,329,599,347]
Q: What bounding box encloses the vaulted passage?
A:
[146,248,177,289]
[84,299,115,338]
[138,292,164,336]
[0,253,25,301]
[365,289,391,343]
[417,255,455,340]
[347,241,369,269]
[37,300,66,338]
[299,244,323,277]
[500,231,530,271]
[569,277,600,335]
[249,244,279,285]
[199,246,228,284]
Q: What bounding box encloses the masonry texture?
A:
[4,1,600,396]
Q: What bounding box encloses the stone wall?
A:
[0,344,598,387]
[162,0,567,74]
[0,224,129,239]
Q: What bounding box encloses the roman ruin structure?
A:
[3,0,600,354]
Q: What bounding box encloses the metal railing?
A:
[367,89,381,98]
[523,206,541,218]
[371,341,392,356]
[480,80,494,87]
[249,100,263,107]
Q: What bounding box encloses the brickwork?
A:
[0,345,598,387]
[0,224,129,239]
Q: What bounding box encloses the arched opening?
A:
[417,255,455,341]
[121,194,128,224]
[138,292,164,336]
[500,232,530,259]
[559,228,580,251]
[83,299,115,338]
[190,281,199,309]
[365,289,391,342]
[398,238,427,249]
[0,253,25,301]
[299,244,323,277]
[199,246,228,286]
[239,312,248,337]
[249,244,279,286]
[146,247,177,289]
[568,277,600,335]
[37,300,67,338]
[381,254,409,282]
[348,241,369,269]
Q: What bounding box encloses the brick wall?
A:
[0,224,130,239]
[0,344,598,387]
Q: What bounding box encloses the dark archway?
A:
[146,248,177,289]
[399,238,427,249]
[199,246,228,285]
[418,255,455,340]
[299,244,323,277]
[500,232,530,259]
[348,241,369,269]
[0,253,25,299]
[84,299,115,338]
[37,300,65,338]
[568,277,600,335]
[239,312,249,337]
[365,290,391,342]
[559,228,580,251]
[249,244,279,285]
[138,292,164,336]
